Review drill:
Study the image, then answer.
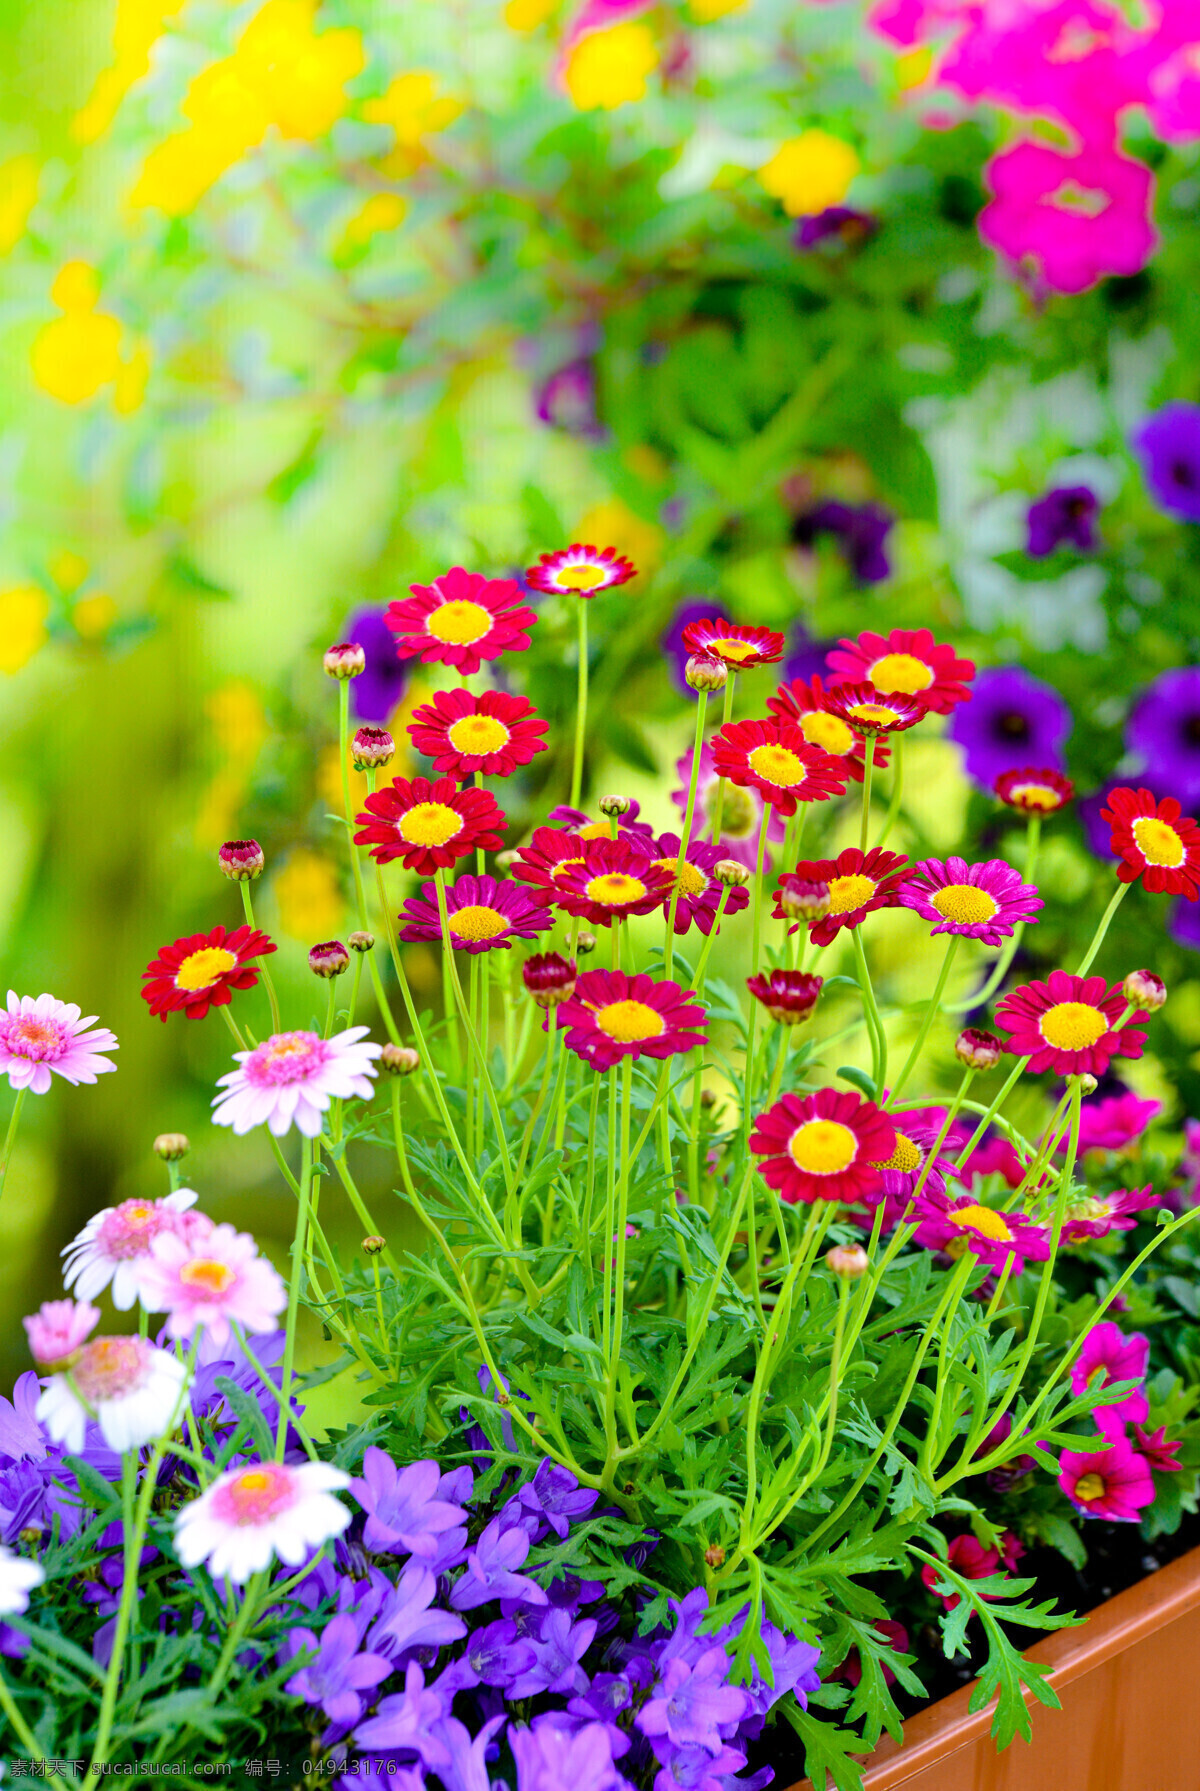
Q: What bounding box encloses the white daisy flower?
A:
[0,1543,43,1616]
[211,1026,381,1138]
[174,1459,352,1584]
[37,1336,189,1455]
[61,1188,206,1310]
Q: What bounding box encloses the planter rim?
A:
[788,1539,1200,1791]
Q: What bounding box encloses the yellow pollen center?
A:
[174,945,239,992]
[584,872,647,906]
[748,743,805,787]
[799,712,855,755]
[425,599,492,645]
[708,637,759,663]
[873,1131,921,1174]
[577,821,612,840]
[179,1258,237,1295]
[788,1118,859,1176]
[848,702,901,728]
[827,873,877,915]
[654,856,707,898]
[447,714,510,755]
[1074,1472,1106,1502]
[551,855,584,880]
[929,884,999,925]
[265,1037,311,1064]
[595,999,665,1043]
[238,1470,272,1494]
[124,1204,155,1228]
[869,651,934,695]
[398,802,464,848]
[1038,1001,1107,1051]
[1132,814,1185,868]
[555,564,607,591]
[448,904,509,942]
[1008,781,1061,811]
[947,1203,1013,1242]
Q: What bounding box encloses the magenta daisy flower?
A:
[671,742,787,870]
[525,544,636,597]
[354,777,507,877]
[0,993,118,1095]
[994,767,1075,814]
[385,567,536,675]
[679,618,785,670]
[818,680,928,736]
[510,828,591,907]
[849,1122,956,1232]
[1061,1185,1161,1243]
[398,874,553,953]
[212,1027,382,1138]
[995,971,1149,1077]
[912,1191,1049,1276]
[898,857,1043,947]
[750,1087,896,1207]
[767,675,886,785]
[1058,1437,1154,1522]
[709,719,847,817]
[407,689,548,779]
[548,800,656,845]
[554,969,707,1069]
[825,627,975,715]
[650,833,750,936]
[776,848,910,948]
[551,839,675,929]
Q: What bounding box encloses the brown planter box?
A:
[790,1542,1200,1791]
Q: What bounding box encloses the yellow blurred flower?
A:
[72,0,187,144]
[340,191,409,253]
[273,850,346,941]
[31,263,124,406]
[0,156,39,255]
[564,23,659,110]
[896,46,933,91]
[574,498,664,578]
[504,0,558,29]
[758,130,860,217]
[72,593,119,638]
[689,0,748,18]
[130,129,245,216]
[114,343,152,416]
[0,587,50,675]
[207,680,268,766]
[363,72,464,179]
[49,550,89,594]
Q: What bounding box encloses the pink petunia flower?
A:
[1059,1435,1155,1520]
[979,139,1158,296]
[920,1532,1014,1613]
[1070,1321,1150,1399]
[62,1190,209,1310]
[1056,1092,1161,1155]
[22,1298,100,1369]
[175,1459,352,1584]
[212,1027,381,1138]
[0,992,118,1095]
[139,1223,287,1346]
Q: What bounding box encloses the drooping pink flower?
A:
[979,139,1158,296]
[0,992,118,1095]
[1057,1092,1161,1155]
[1059,1435,1155,1520]
[1070,1321,1150,1398]
[22,1299,100,1369]
[140,1223,287,1346]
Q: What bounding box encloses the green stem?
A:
[241,881,281,1035]
[0,1089,26,1204]
[709,674,736,845]
[0,1662,40,1759]
[434,871,514,1188]
[665,689,709,980]
[570,601,589,811]
[851,928,887,1096]
[859,735,876,850]
[276,1134,314,1461]
[889,936,959,1104]
[341,716,402,1047]
[1076,878,1130,976]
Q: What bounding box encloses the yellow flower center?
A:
[124,1204,155,1228]
[929,884,999,925]
[555,564,608,591]
[947,1203,1013,1241]
[577,821,613,840]
[174,945,239,992]
[868,651,934,695]
[584,872,648,906]
[223,1463,292,1525]
[447,714,510,755]
[551,855,585,880]
[398,802,464,848]
[448,904,509,942]
[653,856,707,898]
[425,599,492,646]
[594,999,665,1042]
[1038,1001,1107,1051]
[873,1131,921,1174]
[707,783,756,838]
[787,1118,859,1175]
[747,743,805,787]
[1074,1472,1106,1502]
[827,872,877,915]
[1132,814,1185,869]
[708,637,759,663]
[799,712,855,756]
[1007,781,1062,811]
[847,702,902,728]
[179,1258,237,1296]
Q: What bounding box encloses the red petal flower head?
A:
[679,618,786,670]
[408,687,548,779]
[141,924,277,1023]
[994,767,1074,814]
[746,970,823,1025]
[1099,786,1200,899]
[775,847,909,947]
[525,544,636,597]
[818,680,928,736]
[767,675,888,784]
[825,627,974,715]
[385,567,536,675]
[218,840,265,882]
[555,968,707,1069]
[709,718,847,818]
[750,1086,896,1206]
[994,969,1149,1076]
[551,838,675,928]
[353,776,507,877]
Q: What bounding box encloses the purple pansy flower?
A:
[506,1606,598,1698]
[947,665,1070,788]
[1126,666,1200,807]
[518,1461,600,1541]
[790,500,892,584]
[350,1451,468,1559]
[638,1650,750,1753]
[283,1613,392,1727]
[1132,402,1200,523]
[367,1564,469,1660]
[1026,485,1099,556]
[449,1516,549,1611]
[346,608,408,725]
[510,1717,628,1791]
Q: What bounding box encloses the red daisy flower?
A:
[994,767,1075,814]
[385,567,536,676]
[354,776,507,877]
[750,1086,896,1206]
[766,676,888,785]
[911,1190,1050,1276]
[554,968,707,1069]
[825,627,975,715]
[141,924,277,1023]
[525,544,636,597]
[679,618,785,670]
[408,688,548,779]
[1100,786,1200,900]
[746,970,823,1024]
[509,827,591,907]
[551,838,675,928]
[650,833,750,936]
[775,847,909,948]
[994,969,1149,1076]
[709,719,847,817]
[398,874,552,953]
[818,680,928,736]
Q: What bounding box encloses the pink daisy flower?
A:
[212,1027,381,1138]
[1061,1185,1161,1243]
[671,742,787,871]
[898,856,1043,947]
[994,971,1149,1078]
[679,618,786,670]
[912,1191,1050,1276]
[550,839,676,929]
[709,718,847,818]
[384,567,536,676]
[1059,1436,1155,1521]
[0,992,117,1095]
[175,1458,352,1584]
[399,874,553,954]
[139,1223,287,1346]
[548,800,656,845]
[554,969,707,1070]
[649,833,750,936]
[37,1335,189,1455]
[22,1298,100,1370]
[62,1189,208,1310]
[1070,1321,1149,1400]
[1057,1093,1162,1156]
[525,543,636,597]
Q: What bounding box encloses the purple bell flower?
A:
[1025,485,1099,556]
[510,1716,629,1791]
[638,1651,750,1753]
[449,1516,549,1612]
[518,1460,599,1541]
[535,359,603,439]
[368,1564,469,1660]
[430,1713,507,1791]
[352,1659,451,1764]
[505,1606,597,1698]
[345,608,408,725]
[790,500,892,584]
[283,1612,392,1727]
[1132,402,1200,522]
[350,1451,468,1559]
[947,665,1070,788]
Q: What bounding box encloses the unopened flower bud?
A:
[348,930,375,953]
[324,641,365,679]
[523,952,577,1008]
[218,839,264,882]
[686,654,728,693]
[1075,1073,1098,1095]
[496,849,522,871]
[598,793,631,818]
[153,1133,190,1161]
[1124,968,1167,1012]
[826,1243,869,1279]
[362,1235,386,1255]
[380,1043,420,1076]
[700,1088,717,1110]
[352,726,394,771]
[18,1527,40,1547]
[777,875,831,922]
[955,1027,1002,1070]
[308,940,350,979]
[714,859,751,888]
[747,969,822,1025]
[575,931,598,955]
[703,1543,726,1568]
